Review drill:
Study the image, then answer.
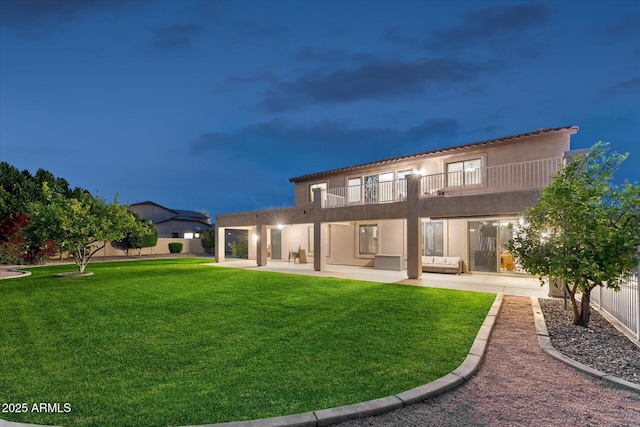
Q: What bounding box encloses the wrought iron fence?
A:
[590,265,640,340]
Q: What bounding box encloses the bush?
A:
[228,239,248,258]
[168,242,183,254]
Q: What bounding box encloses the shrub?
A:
[228,239,248,258]
[201,228,215,254]
[168,242,183,254]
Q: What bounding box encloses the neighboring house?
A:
[215,126,580,279]
[128,201,212,239]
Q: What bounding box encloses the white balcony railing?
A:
[322,178,408,208]
[422,157,562,198]
[320,158,562,208]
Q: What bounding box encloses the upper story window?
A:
[447,158,482,187]
[309,182,327,202]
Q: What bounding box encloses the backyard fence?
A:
[590,263,640,341]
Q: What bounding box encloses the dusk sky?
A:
[1,0,638,218]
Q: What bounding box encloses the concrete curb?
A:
[530,296,640,395]
[1,294,504,427]
[0,268,31,280]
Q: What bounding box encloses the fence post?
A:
[636,261,640,340]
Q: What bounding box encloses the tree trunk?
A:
[566,282,580,323]
[575,290,591,326]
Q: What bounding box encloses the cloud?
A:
[0,0,151,36]
[600,77,640,99]
[604,14,640,38]
[381,3,555,52]
[190,118,461,175]
[146,23,208,52]
[258,58,493,112]
[293,47,374,65]
[232,21,287,37]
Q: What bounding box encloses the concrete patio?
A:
[209,259,550,298]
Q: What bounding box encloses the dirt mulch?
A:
[337,295,640,426]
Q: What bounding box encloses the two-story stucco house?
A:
[215,126,580,279]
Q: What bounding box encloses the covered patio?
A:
[208,259,549,298]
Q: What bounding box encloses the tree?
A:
[128,219,158,256]
[201,228,216,254]
[508,142,640,326]
[29,189,138,273]
[1,162,83,264]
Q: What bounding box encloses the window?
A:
[422,220,443,256]
[171,232,179,238]
[358,224,378,255]
[347,177,361,203]
[309,182,327,202]
[447,158,482,186]
[397,169,413,199]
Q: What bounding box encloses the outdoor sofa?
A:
[422,256,463,274]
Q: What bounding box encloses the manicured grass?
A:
[0,258,494,426]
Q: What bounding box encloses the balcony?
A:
[321,158,562,208]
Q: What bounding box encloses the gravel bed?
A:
[539,297,640,384]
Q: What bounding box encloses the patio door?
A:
[469,221,497,272]
[364,175,379,203]
[468,219,525,273]
[270,229,282,260]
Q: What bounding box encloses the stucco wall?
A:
[59,238,210,260]
[292,128,573,207]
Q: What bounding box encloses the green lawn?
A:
[0,258,494,427]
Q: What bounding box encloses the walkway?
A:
[335,296,640,427]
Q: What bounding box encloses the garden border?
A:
[531,296,640,395]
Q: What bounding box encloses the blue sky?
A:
[1,0,638,217]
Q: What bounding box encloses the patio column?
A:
[256,222,268,267]
[215,225,225,263]
[313,188,326,272]
[406,174,422,280]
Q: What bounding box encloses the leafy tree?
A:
[201,228,216,254]
[0,215,29,264]
[112,217,158,256]
[509,142,640,326]
[1,162,84,264]
[128,219,158,256]
[29,189,138,273]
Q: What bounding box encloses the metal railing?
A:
[322,178,407,208]
[320,158,563,208]
[421,157,562,198]
[590,265,640,340]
